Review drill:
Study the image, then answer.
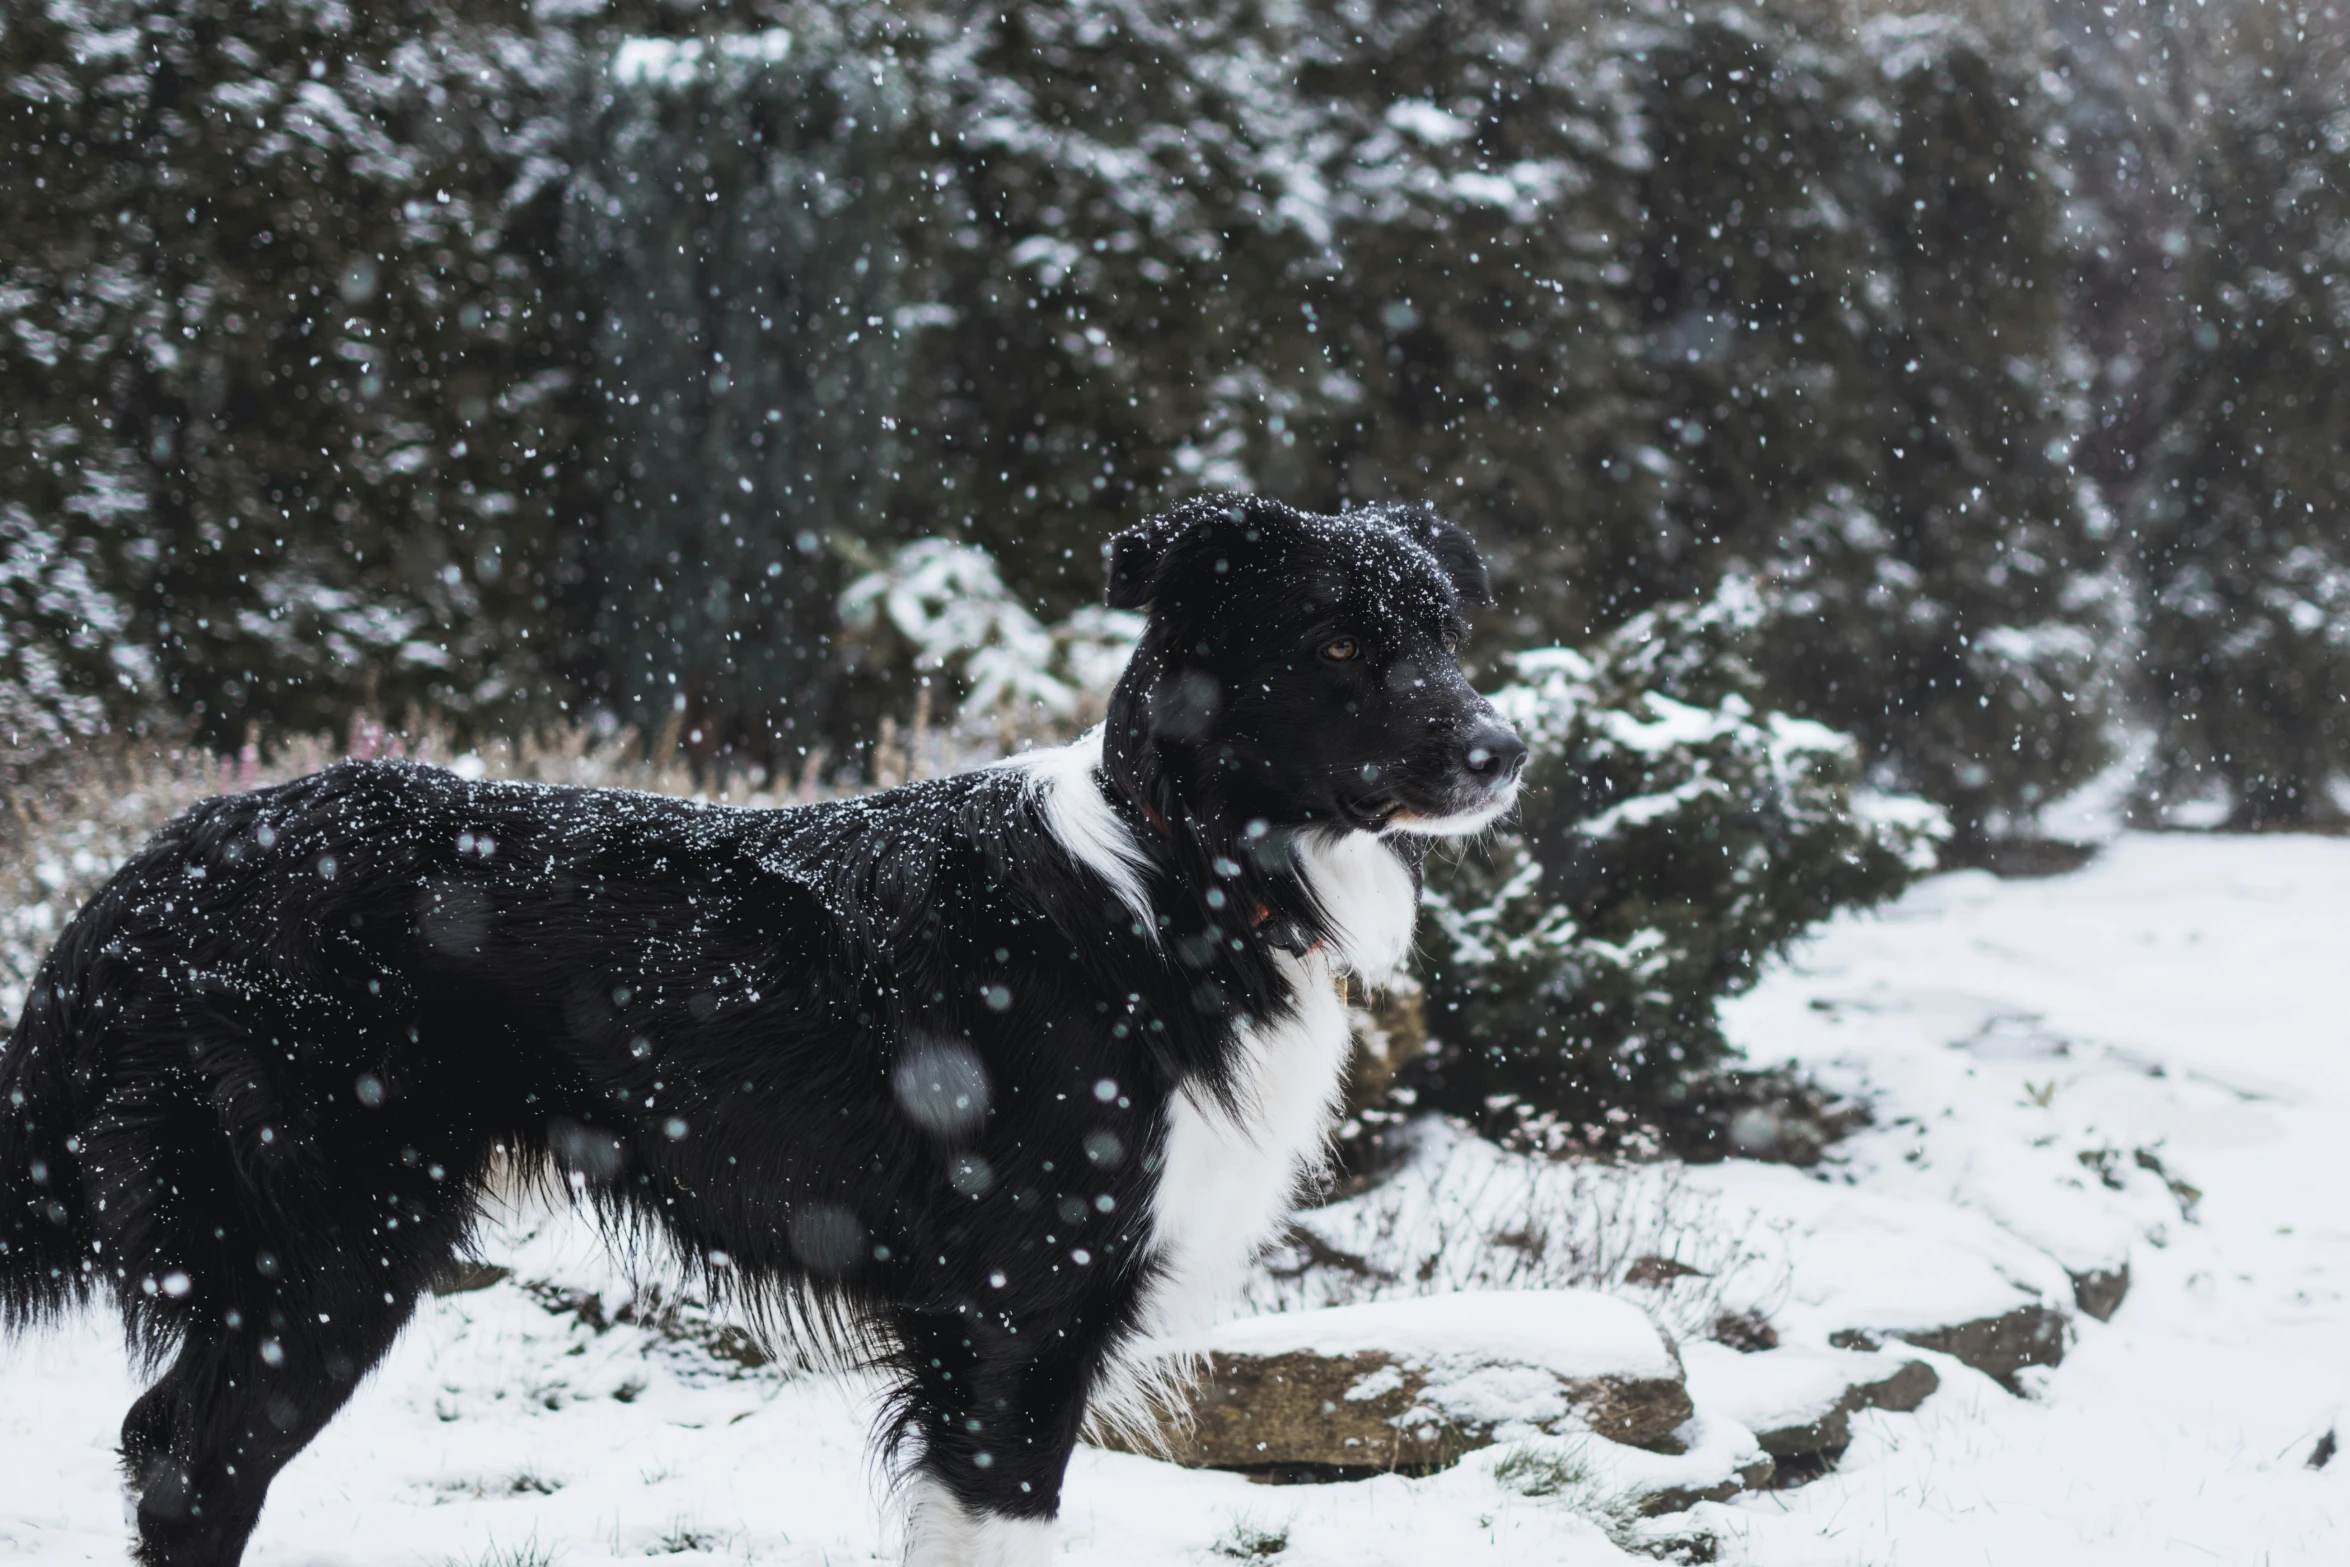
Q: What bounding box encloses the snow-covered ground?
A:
[2,833,2344,1564]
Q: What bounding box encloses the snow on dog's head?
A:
[1101,495,1525,838]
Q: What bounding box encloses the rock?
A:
[1685,1343,1938,1466]
[1661,1069,1872,1167]
[1623,1254,1710,1288]
[1105,1290,1691,1476]
[1831,1302,2067,1393]
[1852,1358,1937,1414]
[2069,1261,2130,1322]
[1636,1454,1778,1517]
[1709,1308,1779,1353]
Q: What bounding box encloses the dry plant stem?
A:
[1252,1143,1793,1344]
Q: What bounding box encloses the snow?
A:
[1682,1341,1918,1434]
[1183,1290,1680,1382]
[1698,832,2350,1564]
[4,832,2349,1563]
[610,32,794,88]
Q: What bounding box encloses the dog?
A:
[0,495,1526,1567]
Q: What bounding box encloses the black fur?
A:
[0,495,1523,1565]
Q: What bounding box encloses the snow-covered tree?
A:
[0,0,581,750]
[1626,8,2114,844]
[1411,580,1946,1147]
[2134,17,2350,826]
[0,0,2129,822]
[567,19,906,755]
[864,0,1658,635]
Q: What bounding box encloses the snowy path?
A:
[1,834,2344,1565]
[1706,833,2350,1566]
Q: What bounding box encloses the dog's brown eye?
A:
[1321,637,1360,662]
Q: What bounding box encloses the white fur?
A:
[1296,828,1419,985]
[1003,727,1155,936]
[1073,830,1422,1453]
[1138,828,1418,1342]
[1141,944,1356,1341]
[1386,780,1521,839]
[901,1476,1056,1567]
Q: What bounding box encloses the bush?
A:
[1407,580,1946,1148]
[837,539,1140,731]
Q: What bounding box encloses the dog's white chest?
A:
[1140,832,1417,1336]
[1140,952,1353,1337]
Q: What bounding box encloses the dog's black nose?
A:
[1460,720,1527,783]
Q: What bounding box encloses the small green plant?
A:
[1211,1515,1290,1559]
[1491,1440,1653,1553]
[446,1533,560,1567]
[654,1518,725,1556]
[1493,1440,1594,1500]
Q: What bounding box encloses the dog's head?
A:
[1101,495,1525,836]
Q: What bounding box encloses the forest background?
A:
[4,0,2346,1145]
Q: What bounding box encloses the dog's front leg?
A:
[892,1303,1120,1566]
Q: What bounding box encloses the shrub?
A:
[837,539,1141,731]
[1407,580,1946,1146]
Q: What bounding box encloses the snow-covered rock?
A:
[1829,1304,2067,1393]
[1683,1342,1937,1460]
[1579,1409,1776,1517]
[1118,1290,1692,1473]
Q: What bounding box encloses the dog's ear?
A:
[1401,509,1495,608]
[1352,503,1494,607]
[1102,520,1174,610]
[1104,495,1294,610]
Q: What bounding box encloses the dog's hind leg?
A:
[119,1286,412,1567]
[106,1125,482,1567]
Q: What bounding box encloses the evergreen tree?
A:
[566,19,907,755]
[877,0,1657,635]
[0,0,582,750]
[2135,16,2350,825]
[1285,0,1659,648]
[2,0,2120,826]
[1627,8,2113,843]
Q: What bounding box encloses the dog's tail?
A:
[0,919,100,1334]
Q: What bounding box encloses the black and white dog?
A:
[0,496,1524,1567]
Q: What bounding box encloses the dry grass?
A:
[1250,1131,1793,1346]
